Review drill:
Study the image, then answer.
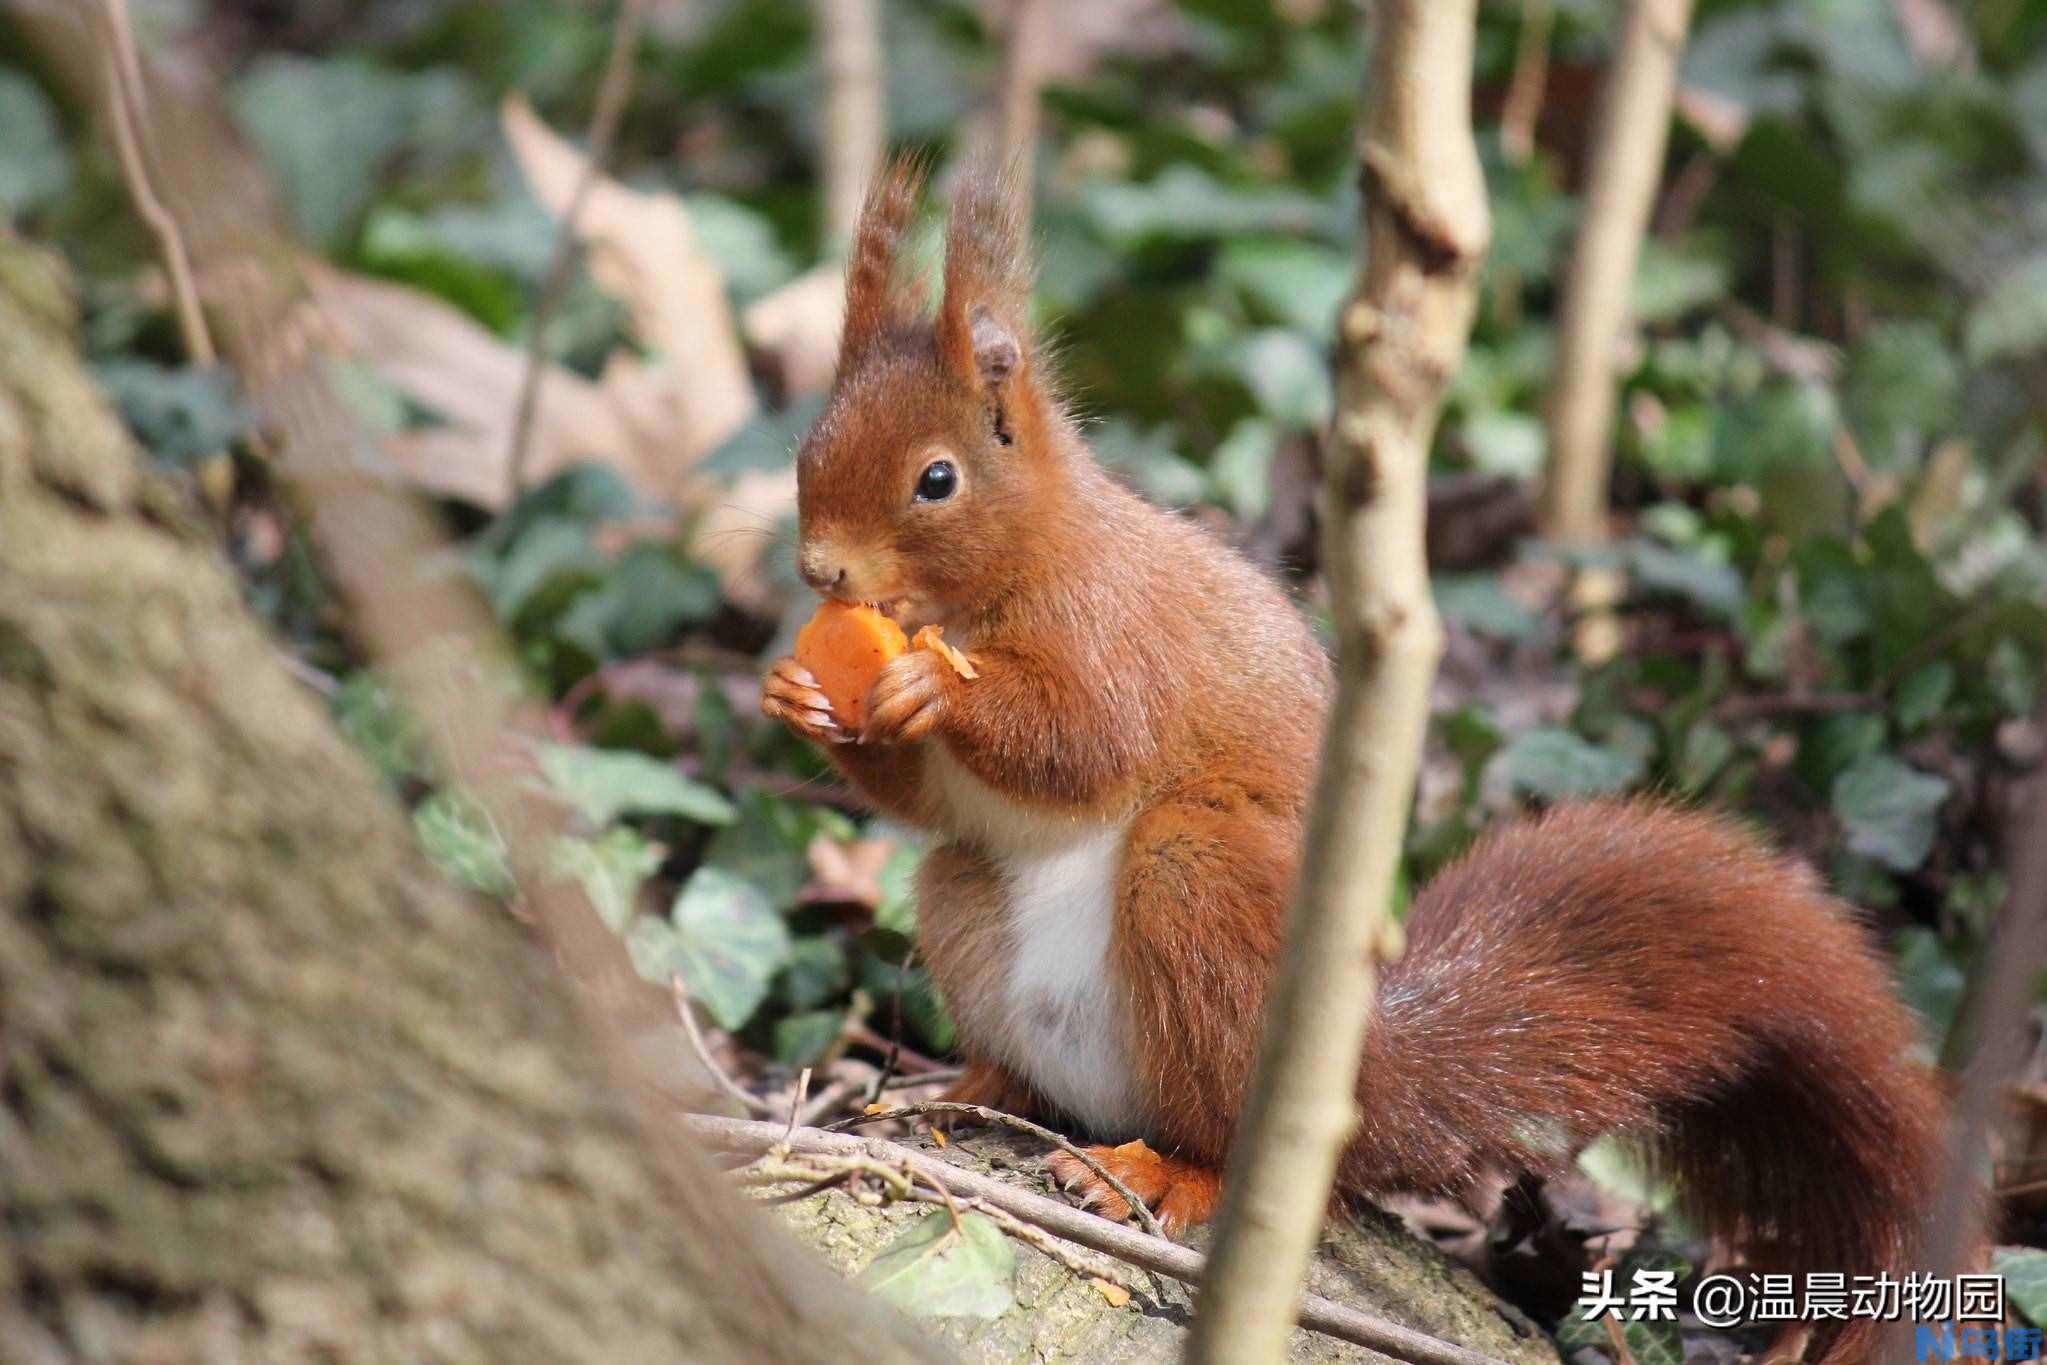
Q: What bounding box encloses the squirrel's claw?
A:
[860,650,950,746]
[1043,1141,1223,1239]
[761,657,853,745]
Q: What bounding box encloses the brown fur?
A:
[761,168,1946,1362]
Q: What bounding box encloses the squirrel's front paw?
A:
[860,648,951,746]
[760,657,853,746]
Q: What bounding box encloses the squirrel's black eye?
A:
[914,460,959,503]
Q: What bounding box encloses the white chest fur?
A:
[924,750,1145,1137]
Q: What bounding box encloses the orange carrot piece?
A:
[794,601,908,727]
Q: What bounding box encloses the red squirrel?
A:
[761,163,1946,1356]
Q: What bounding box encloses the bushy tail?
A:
[1343,801,1946,1362]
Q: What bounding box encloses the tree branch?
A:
[1537,0,1696,549]
[996,0,1050,201]
[1187,3,1488,1360]
[813,0,885,246]
[1884,705,2047,1364]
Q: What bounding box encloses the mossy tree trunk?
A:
[0,236,927,1362]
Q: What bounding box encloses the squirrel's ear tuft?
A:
[839,155,928,370]
[936,171,1034,398]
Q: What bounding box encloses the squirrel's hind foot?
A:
[1045,1139,1221,1238]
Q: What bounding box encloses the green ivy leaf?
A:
[1092,419,1209,508]
[873,842,925,937]
[231,56,418,245]
[774,1009,844,1067]
[1462,411,1546,479]
[1209,419,1278,523]
[535,742,736,827]
[1502,728,1646,800]
[685,193,798,302]
[856,1211,1017,1320]
[706,791,855,908]
[0,70,71,215]
[1079,165,1331,245]
[1966,255,2047,365]
[549,827,662,932]
[91,361,250,464]
[333,671,427,785]
[1844,322,1959,471]
[1995,1248,2047,1326]
[1230,328,1332,429]
[1676,721,1736,795]
[1832,754,1950,871]
[1555,1251,1690,1365]
[667,868,791,1028]
[1634,237,1731,323]
[701,396,825,477]
[1631,540,1744,620]
[1436,575,1542,644]
[479,517,603,622]
[1892,926,1968,1049]
[780,936,851,1010]
[414,790,513,898]
[555,547,720,659]
[1893,661,1957,734]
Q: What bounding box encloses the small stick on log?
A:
[828,1100,1165,1238]
[673,976,776,1116]
[687,1115,1510,1365]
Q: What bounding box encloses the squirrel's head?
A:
[794,159,1061,631]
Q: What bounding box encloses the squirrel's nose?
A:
[801,558,847,596]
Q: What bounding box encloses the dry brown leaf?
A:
[501,94,795,612]
[912,625,978,680]
[804,836,895,909]
[1090,1278,1131,1308]
[1673,85,1749,155]
[309,266,652,506]
[743,262,845,397]
[501,93,756,461]
[311,96,803,612]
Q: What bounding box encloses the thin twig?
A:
[828,1101,1165,1239]
[811,0,884,245]
[785,1066,813,1143]
[995,0,1049,223]
[687,1115,1509,1365]
[879,1065,963,1091]
[94,0,215,368]
[1714,691,1881,721]
[1601,1314,1640,1365]
[921,1156,967,1235]
[673,975,776,1116]
[959,1194,1135,1294]
[796,1075,865,1128]
[867,947,917,1102]
[846,1018,944,1075]
[506,0,649,493]
[1499,0,1553,166]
